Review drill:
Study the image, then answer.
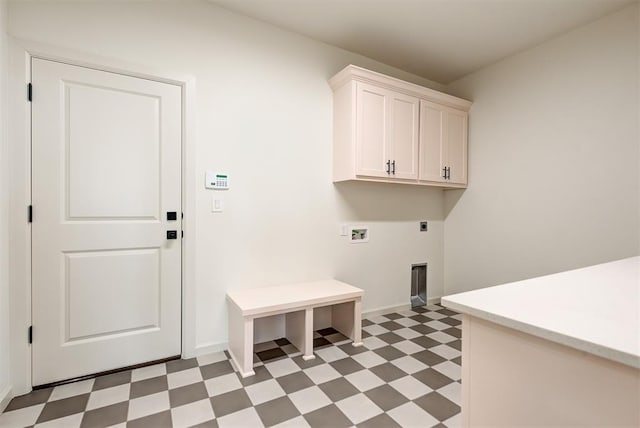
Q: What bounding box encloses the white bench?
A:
[226,279,364,377]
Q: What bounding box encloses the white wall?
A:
[7,0,447,357]
[0,0,11,410]
[444,5,640,295]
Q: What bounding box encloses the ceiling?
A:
[209,0,636,84]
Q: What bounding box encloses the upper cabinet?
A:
[356,82,419,180]
[419,100,468,186]
[330,65,471,188]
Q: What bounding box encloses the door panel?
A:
[446,109,468,184]
[67,83,160,219]
[65,249,160,341]
[356,82,390,178]
[419,100,445,182]
[32,58,182,386]
[389,94,419,180]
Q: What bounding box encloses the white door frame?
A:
[8,38,198,396]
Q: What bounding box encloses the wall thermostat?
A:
[205,171,229,190]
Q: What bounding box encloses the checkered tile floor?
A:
[0,304,462,428]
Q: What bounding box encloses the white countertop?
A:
[441,257,640,369]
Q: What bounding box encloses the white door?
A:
[419,100,446,183]
[356,82,391,178]
[388,93,419,180]
[445,108,468,185]
[31,58,182,386]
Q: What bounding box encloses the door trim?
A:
[8,38,198,395]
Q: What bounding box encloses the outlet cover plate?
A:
[350,225,369,243]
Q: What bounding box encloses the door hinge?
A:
[27,83,32,102]
[28,326,32,344]
[28,205,32,223]
[181,230,184,238]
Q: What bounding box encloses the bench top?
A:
[226,279,364,317]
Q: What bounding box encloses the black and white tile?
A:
[0,304,462,427]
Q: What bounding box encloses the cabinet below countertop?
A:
[441,257,640,426]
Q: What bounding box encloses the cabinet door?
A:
[446,109,468,184]
[389,93,419,180]
[356,83,391,178]
[418,100,446,182]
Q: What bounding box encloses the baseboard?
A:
[190,341,228,358]
[0,384,13,413]
[363,303,411,318]
[362,297,442,318]
[427,297,442,305]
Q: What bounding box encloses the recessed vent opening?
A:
[411,263,427,308]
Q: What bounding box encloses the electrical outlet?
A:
[420,221,428,232]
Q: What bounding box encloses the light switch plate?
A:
[212,196,223,213]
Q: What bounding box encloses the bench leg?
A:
[332,298,363,347]
[302,307,315,360]
[287,308,315,360]
[228,304,255,378]
[352,298,363,347]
